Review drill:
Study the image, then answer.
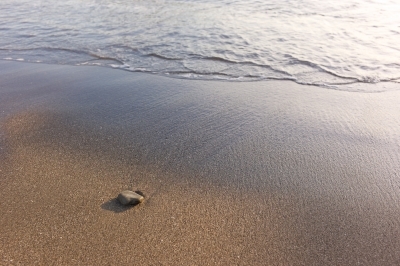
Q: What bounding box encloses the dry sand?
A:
[1,60,400,265]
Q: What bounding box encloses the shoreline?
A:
[1,60,400,265]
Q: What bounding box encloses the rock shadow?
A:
[101,198,132,213]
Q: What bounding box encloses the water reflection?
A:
[0,0,400,88]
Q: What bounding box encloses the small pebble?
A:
[117,190,144,206]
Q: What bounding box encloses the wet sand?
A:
[1,60,400,265]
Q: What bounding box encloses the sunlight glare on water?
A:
[0,0,400,90]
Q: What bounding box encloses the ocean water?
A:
[1,0,400,91]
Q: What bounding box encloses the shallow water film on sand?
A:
[1,61,400,264]
[1,0,400,90]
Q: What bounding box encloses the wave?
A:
[1,47,399,93]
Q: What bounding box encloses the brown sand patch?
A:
[0,110,295,265]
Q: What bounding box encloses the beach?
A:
[1,60,400,265]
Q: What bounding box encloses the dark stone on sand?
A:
[117,190,144,206]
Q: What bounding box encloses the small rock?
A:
[117,190,144,206]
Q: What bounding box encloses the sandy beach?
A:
[1,60,400,265]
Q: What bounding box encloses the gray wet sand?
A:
[1,61,400,265]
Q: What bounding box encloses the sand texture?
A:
[1,61,400,265]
